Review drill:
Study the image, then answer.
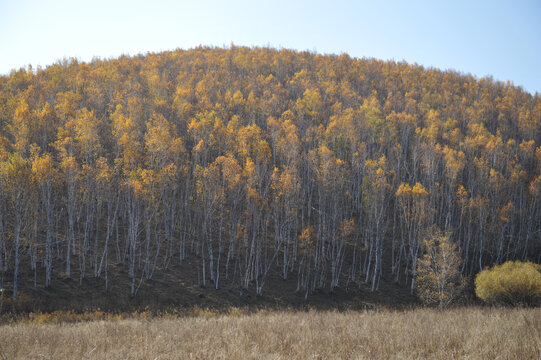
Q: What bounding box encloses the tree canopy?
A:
[0,46,539,300]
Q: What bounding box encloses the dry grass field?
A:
[0,307,539,359]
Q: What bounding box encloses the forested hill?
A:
[0,46,540,306]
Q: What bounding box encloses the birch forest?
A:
[0,46,540,300]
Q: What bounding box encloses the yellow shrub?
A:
[475,261,541,306]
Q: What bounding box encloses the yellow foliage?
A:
[296,88,323,118]
[1,152,33,194]
[475,261,541,306]
[396,182,412,197]
[31,153,56,183]
[498,201,514,223]
[416,229,464,308]
[442,146,465,180]
[95,157,112,185]
[456,185,468,203]
[73,108,100,158]
[339,219,355,240]
[396,182,428,197]
[298,225,315,251]
[529,175,541,197]
[412,182,428,197]
[60,155,78,174]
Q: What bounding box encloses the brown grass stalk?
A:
[0,307,539,359]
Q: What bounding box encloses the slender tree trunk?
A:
[13,217,21,299]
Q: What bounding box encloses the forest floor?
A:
[0,253,421,315]
[0,307,539,359]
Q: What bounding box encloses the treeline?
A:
[0,46,540,299]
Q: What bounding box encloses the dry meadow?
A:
[0,307,539,359]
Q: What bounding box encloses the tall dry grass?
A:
[0,307,539,359]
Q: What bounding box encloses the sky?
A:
[1,0,540,94]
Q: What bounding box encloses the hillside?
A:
[0,46,539,311]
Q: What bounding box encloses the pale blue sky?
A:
[1,0,539,94]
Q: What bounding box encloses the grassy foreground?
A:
[0,307,539,359]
